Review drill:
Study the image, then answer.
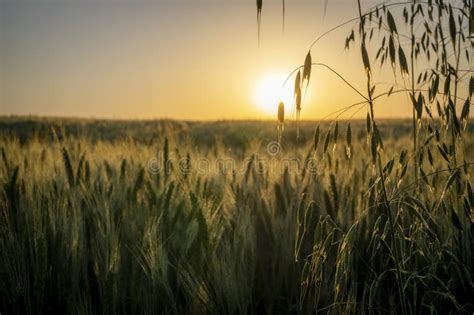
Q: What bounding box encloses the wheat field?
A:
[0,117,473,314]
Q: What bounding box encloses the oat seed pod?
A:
[278,101,285,124]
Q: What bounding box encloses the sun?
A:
[253,73,294,117]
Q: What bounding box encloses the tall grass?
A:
[0,119,473,314]
[0,0,473,313]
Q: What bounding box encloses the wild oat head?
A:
[278,101,285,124]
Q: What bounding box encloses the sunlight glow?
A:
[253,73,294,117]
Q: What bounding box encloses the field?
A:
[0,117,473,314]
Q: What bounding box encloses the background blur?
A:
[0,0,467,119]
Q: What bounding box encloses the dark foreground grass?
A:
[1,118,473,314]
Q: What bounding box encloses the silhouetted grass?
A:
[0,117,473,314]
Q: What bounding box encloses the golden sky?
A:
[0,0,470,120]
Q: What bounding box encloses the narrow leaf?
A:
[346,124,352,147]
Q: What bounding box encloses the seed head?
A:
[278,101,285,124]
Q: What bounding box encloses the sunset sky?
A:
[0,0,470,120]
